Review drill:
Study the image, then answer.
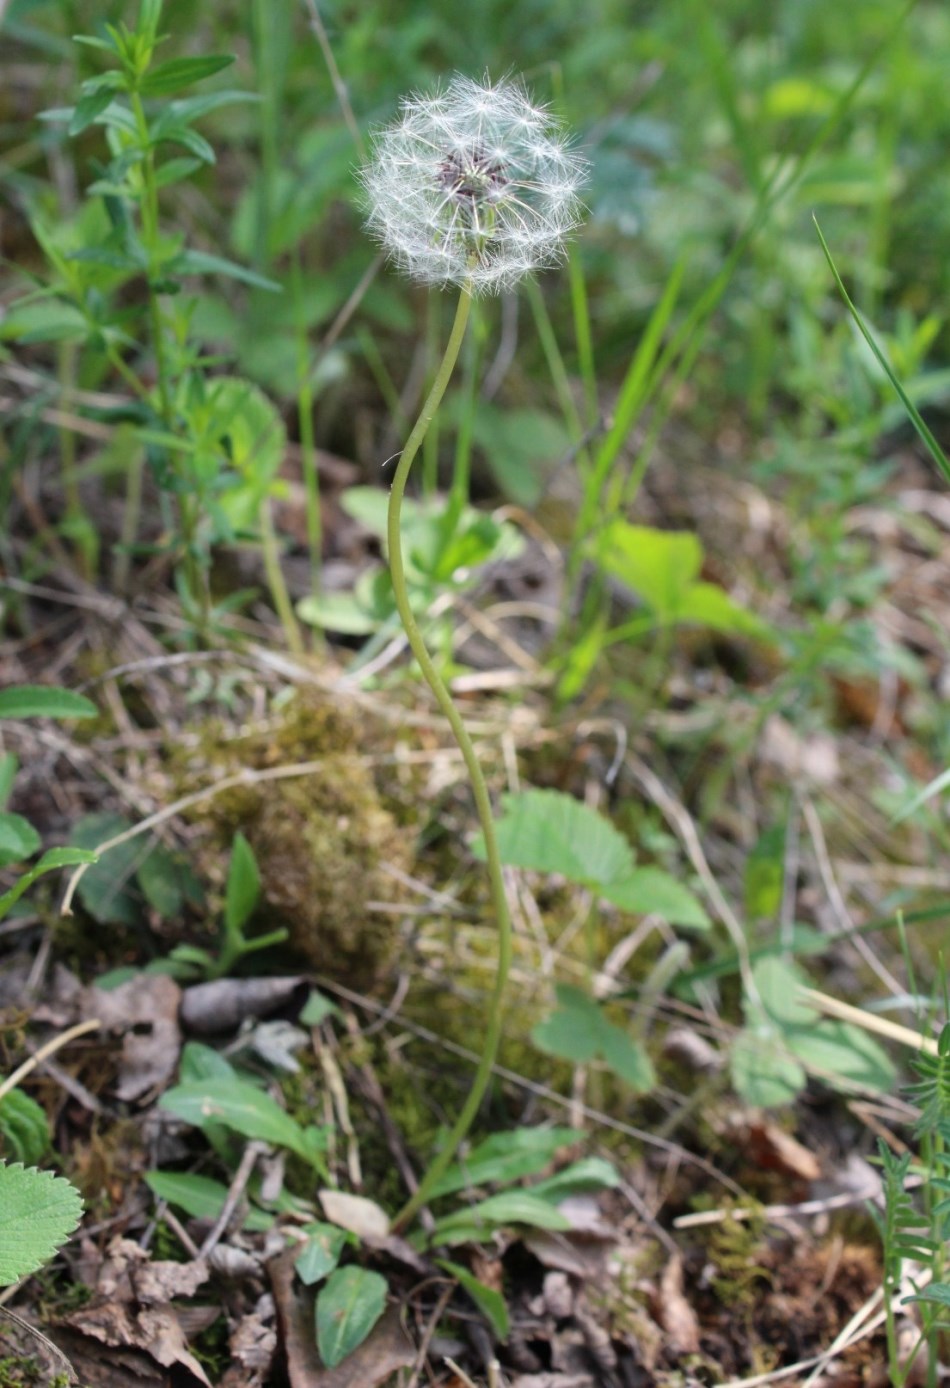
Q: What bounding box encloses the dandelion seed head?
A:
[360,73,587,294]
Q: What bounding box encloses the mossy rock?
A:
[177,691,416,986]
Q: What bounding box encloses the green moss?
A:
[172,690,417,986]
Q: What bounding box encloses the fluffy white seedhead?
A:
[361,73,587,294]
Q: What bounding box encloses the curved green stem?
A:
[388,282,512,1233]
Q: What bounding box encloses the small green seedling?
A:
[164,831,288,980]
[0,686,99,923]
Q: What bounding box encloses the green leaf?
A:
[297,591,378,637]
[0,1163,83,1286]
[595,521,702,619]
[815,218,950,488]
[744,826,786,921]
[481,788,635,893]
[295,1221,348,1285]
[430,1127,582,1199]
[438,1259,510,1340]
[0,754,16,809]
[730,1019,806,1107]
[0,685,97,720]
[70,812,142,925]
[224,832,260,933]
[601,867,710,929]
[529,1157,620,1202]
[160,1077,313,1162]
[0,814,41,869]
[0,299,90,344]
[170,249,281,292]
[433,1192,572,1242]
[0,845,98,923]
[299,990,340,1026]
[68,84,119,135]
[316,1266,388,1369]
[532,985,603,1064]
[139,54,236,97]
[144,1170,273,1232]
[0,1091,50,1166]
[532,984,656,1093]
[597,1022,657,1091]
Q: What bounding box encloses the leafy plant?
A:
[472,786,708,1090]
[0,686,99,922]
[162,831,289,980]
[0,1163,83,1287]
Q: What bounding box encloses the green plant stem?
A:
[388,282,512,1233]
[259,499,305,656]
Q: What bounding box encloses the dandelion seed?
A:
[360,73,587,294]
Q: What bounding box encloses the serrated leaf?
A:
[481,788,635,892]
[144,1170,272,1232]
[0,1163,83,1285]
[0,685,97,720]
[438,1259,510,1340]
[160,1077,311,1161]
[316,1266,388,1368]
[601,867,710,929]
[531,985,602,1065]
[295,1221,347,1285]
[139,54,236,97]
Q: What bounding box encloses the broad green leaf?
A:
[595,521,702,620]
[139,54,236,97]
[0,1091,50,1166]
[299,991,340,1026]
[144,1170,272,1232]
[297,591,378,637]
[673,581,766,637]
[0,300,89,344]
[0,846,98,922]
[0,813,41,869]
[597,1023,657,1092]
[180,1041,238,1084]
[70,812,143,925]
[752,957,816,1025]
[225,831,260,933]
[783,1018,896,1093]
[0,1163,83,1286]
[136,843,203,919]
[430,1127,581,1199]
[601,867,710,929]
[316,1266,388,1369]
[480,789,635,894]
[295,1221,348,1285]
[468,405,573,507]
[529,1157,621,1202]
[0,686,97,720]
[433,1192,572,1241]
[730,1021,806,1107]
[160,1077,312,1162]
[532,985,603,1065]
[438,1259,510,1341]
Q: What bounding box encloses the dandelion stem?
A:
[388,281,513,1232]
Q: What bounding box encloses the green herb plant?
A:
[153,1038,617,1366]
[1,0,294,641]
[872,1022,950,1387]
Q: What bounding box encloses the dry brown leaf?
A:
[655,1253,700,1356]
[82,973,181,1101]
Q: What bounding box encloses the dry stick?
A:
[0,1018,101,1102]
[198,1140,268,1259]
[798,986,939,1056]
